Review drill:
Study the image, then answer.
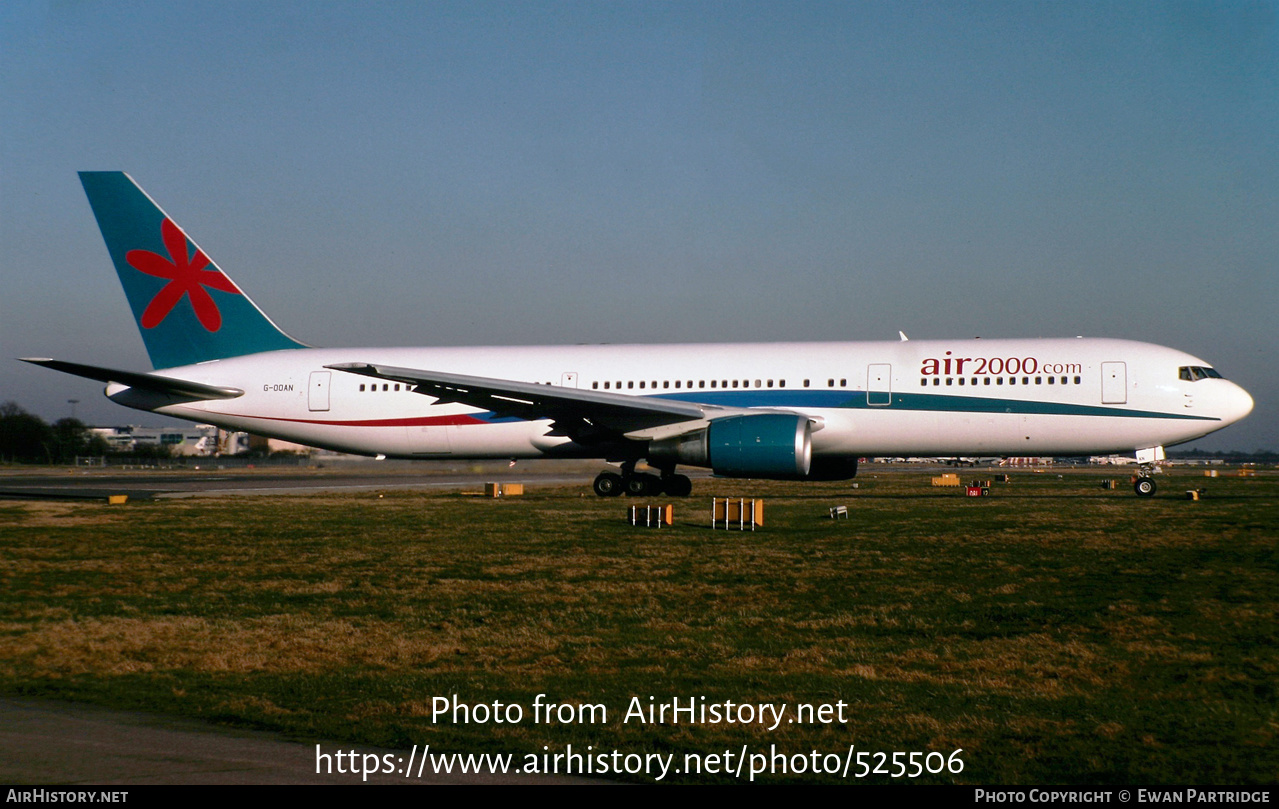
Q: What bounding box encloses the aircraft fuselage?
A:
[108,336,1253,461]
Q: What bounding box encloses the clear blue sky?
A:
[2,1,1275,451]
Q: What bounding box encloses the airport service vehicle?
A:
[24,173,1254,497]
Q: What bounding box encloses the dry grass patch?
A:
[0,470,1274,783]
[0,501,127,527]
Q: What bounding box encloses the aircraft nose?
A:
[1225,382,1255,425]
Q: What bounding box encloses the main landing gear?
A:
[593,462,692,497]
[1134,476,1157,497]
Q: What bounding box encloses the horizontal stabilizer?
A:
[20,358,244,400]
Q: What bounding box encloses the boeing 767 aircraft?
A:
[23,173,1254,497]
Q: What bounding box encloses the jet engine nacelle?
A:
[649,414,813,478]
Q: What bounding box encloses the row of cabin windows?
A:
[358,378,860,392]
[921,376,1082,387]
[357,376,1089,393]
[589,378,852,391]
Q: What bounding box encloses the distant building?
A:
[1000,457,1054,467]
[245,434,320,455]
[89,425,252,456]
[1088,455,1139,465]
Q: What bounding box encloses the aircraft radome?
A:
[23,173,1254,498]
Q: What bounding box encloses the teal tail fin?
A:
[78,172,306,369]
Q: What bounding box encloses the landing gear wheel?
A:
[663,474,693,497]
[593,472,624,497]
[625,472,661,497]
[1134,477,1157,497]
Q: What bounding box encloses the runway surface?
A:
[0,460,606,501]
[0,698,598,785]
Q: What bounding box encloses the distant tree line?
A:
[0,398,104,460]
[0,402,109,463]
[1167,448,1278,464]
[0,401,178,464]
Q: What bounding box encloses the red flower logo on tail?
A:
[126,219,241,331]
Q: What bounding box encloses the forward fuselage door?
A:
[560,372,578,388]
[1101,362,1127,404]
[867,364,892,406]
[308,370,331,412]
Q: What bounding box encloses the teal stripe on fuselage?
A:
[475,389,1214,425]
[648,389,1217,421]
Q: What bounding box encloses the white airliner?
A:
[24,173,1254,497]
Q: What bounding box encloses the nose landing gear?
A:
[1133,446,1165,497]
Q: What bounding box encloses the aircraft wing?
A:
[326,361,732,439]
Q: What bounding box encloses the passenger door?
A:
[308,371,331,412]
[1101,362,1127,404]
[867,364,892,406]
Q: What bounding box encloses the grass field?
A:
[1,467,1275,784]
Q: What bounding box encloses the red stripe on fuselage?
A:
[220,413,490,427]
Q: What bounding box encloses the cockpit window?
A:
[1179,366,1223,381]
